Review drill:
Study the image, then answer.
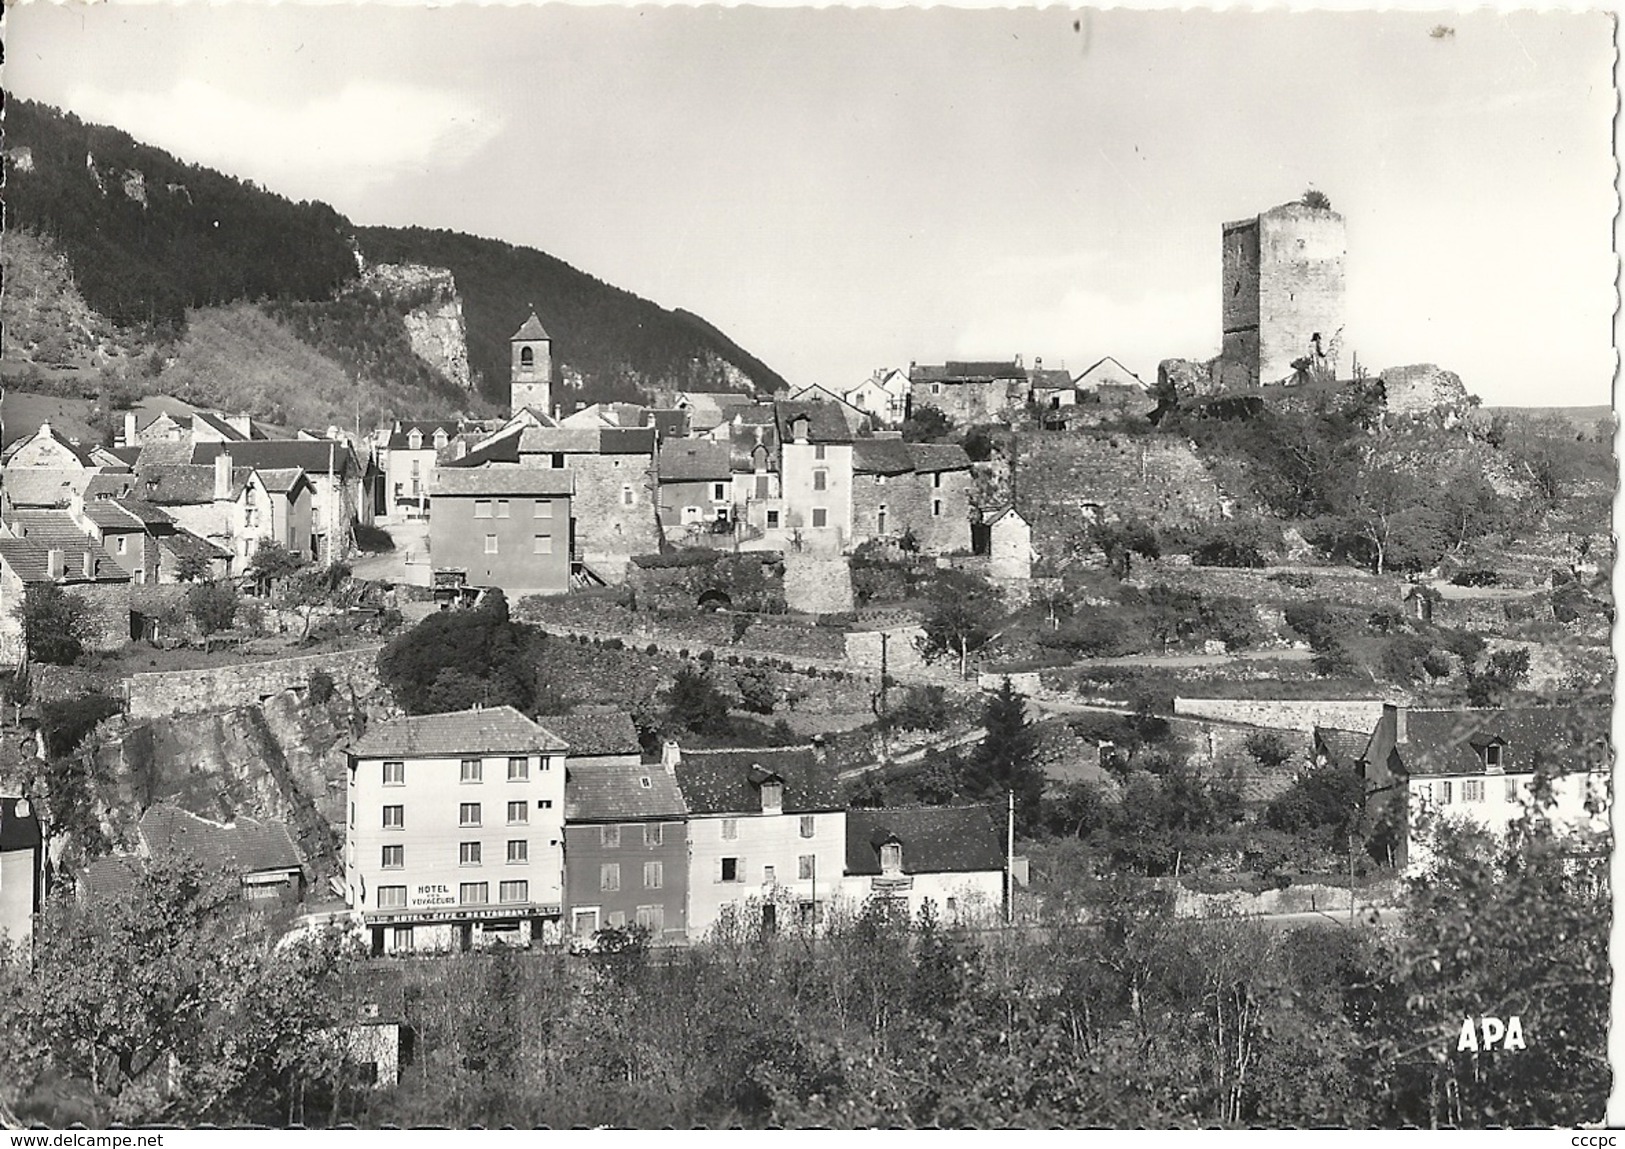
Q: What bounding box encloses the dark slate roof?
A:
[518,427,601,455]
[134,463,251,504]
[101,446,144,466]
[907,443,972,473]
[160,530,229,562]
[565,761,687,822]
[190,411,249,441]
[190,440,356,477]
[80,501,146,532]
[0,796,43,853]
[349,706,568,758]
[538,710,643,757]
[912,361,1024,382]
[114,498,175,528]
[658,441,732,483]
[256,467,309,495]
[1028,369,1075,390]
[428,466,573,498]
[84,472,141,500]
[852,438,915,476]
[81,856,141,901]
[844,805,1005,875]
[511,311,552,341]
[387,423,457,450]
[449,429,523,467]
[599,428,657,455]
[1394,707,1609,778]
[139,804,305,877]
[774,400,853,445]
[1315,727,1374,768]
[672,746,842,815]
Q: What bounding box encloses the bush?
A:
[735,666,780,715]
[307,669,336,705]
[186,580,239,637]
[39,693,123,758]
[1451,568,1500,588]
[1421,648,1454,680]
[1041,611,1145,657]
[1268,571,1315,590]
[1380,634,1433,684]
[21,584,89,666]
[1283,601,1366,650]
[888,685,950,733]
[632,549,721,570]
[352,520,395,553]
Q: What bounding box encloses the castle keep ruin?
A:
[1219,201,1346,387]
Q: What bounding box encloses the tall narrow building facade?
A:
[1220,201,1346,387]
[510,311,554,416]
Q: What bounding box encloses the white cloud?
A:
[64,77,504,208]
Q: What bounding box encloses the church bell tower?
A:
[509,310,553,416]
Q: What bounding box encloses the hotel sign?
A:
[411,883,456,908]
[365,903,561,926]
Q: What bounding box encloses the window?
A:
[606,911,626,929]
[721,857,740,882]
[349,802,355,829]
[931,382,941,395]
[500,880,528,904]
[1438,781,1454,805]
[799,815,815,838]
[408,431,424,450]
[392,926,414,953]
[933,472,943,489]
[533,534,553,555]
[763,865,776,884]
[507,840,529,864]
[1486,744,1504,769]
[383,760,404,786]
[538,799,553,809]
[484,535,499,555]
[814,444,827,461]
[877,507,888,533]
[496,500,510,518]
[507,800,528,825]
[754,475,769,498]
[551,453,566,470]
[813,469,827,492]
[508,756,529,781]
[460,758,482,783]
[474,500,493,519]
[621,485,633,506]
[382,845,404,869]
[721,818,738,840]
[766,510,780,528]
[635,905,665,933]
[601,825,621,848]
[460,842,482,866]
[377,886,406,910]
[799,854,816,880]
[713,483,727,502]
[534,500,552,518]
[932,499,943,517]
[761,781,783,813]
[382,805,404,830]
[601,863,621,892]
[946,897,958,916]
[812,508,827,528]
[1506,778,1519,801]
[876,474,886,486]
[115,536,126,554]
[880,843,902,874]
[643,861,663,889]
[1462,780,1485,803]
[459,803,481,827]
[520,346,535,368]
[644,823,662,846]
[538,756,552,772]
[459,882,489,906]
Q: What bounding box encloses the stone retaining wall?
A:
[126,645,383,719]
[1172,696,1389,735]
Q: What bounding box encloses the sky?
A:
[4,3,1617,406]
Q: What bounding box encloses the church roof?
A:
[511,312,552,342]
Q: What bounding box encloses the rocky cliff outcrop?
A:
[361,262,473,389]
[1378,363,1475,425]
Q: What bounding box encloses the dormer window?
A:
[408,430,423,450]
[880,842,903,876]
[792,417,809,443]
[1485,743,1505,771]
[434,429,449,448]
[760,780,783,814]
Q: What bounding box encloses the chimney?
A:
[553,405,562,421]
[455,440,468,461]
[228,414,252,436]
[123,412,137,447]
[46,548,65,580]
[661,740,682,772]
[82,552,95,579]
[327,425,342,443]
[214,450,233,501]
[1384,702,1409,745]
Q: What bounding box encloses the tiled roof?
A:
[852,439,915,475]
[189,411,249,442]
[672,745,842,815]
[1315,727,1374,769]
[159,530,229,562]
[191,440,356,477]
[511,311,552,341]
[598,428,657,455]
[6,509,95,546]
[658,441,732,483]
[133,440,195,466]
[565,761,687,822]
[100,446,144,466]
[140,804,305,878]
[1393,706,1609,778]
[451,429,523,467]
[387,423,457,450]
[907,443,971,473]
[912,361,1024,382]
[774,400,854,445]
[134,463,251,505]
[348,706,568,758]
[114,498,175,528]
[0,795,43,854]
[0,536,127,583]
[84,472,141,501]
[80,856,141,901]
[428,466,573,498]
[80,501,146,532]
[538,709,643,757]
[518,427,602,455]
[1028,369,1074,390]
[845,805,1005,875]
[256,468,308,495]
[1076,356,1148,390]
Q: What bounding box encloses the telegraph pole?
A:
[1005,789,1016,926]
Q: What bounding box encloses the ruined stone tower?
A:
[1220,201,1346,387]
[509,310,553,416]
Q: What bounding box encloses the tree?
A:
[1327,463,1444,576]
[377,589,538,715]
[900,404,952,443]
[246,541,307,595]
[1094,518,1160,578]
[1302,188,1332,210]
[175,552,214,583]
[664,665,733,736]
[1465,648,1531,707]
[186,580,239,636]
[918,590,999,679]
[734,666,779,715]
[20,583,88,665]
[965,679,1045,835]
